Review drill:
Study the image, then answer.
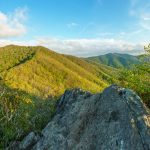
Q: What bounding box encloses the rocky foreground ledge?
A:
[11,85,150,150]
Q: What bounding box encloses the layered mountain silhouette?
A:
[86,53,141,68]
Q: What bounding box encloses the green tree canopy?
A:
[118,44,150,108]
[144,44,150,54]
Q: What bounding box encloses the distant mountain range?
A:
[86,53,148,68]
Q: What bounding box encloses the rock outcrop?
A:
[19,85,150,150]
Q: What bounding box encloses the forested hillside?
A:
[86,53,141,68]
[0,45,117,148]
[1,45,149,149]
[0,45,116,98]
[0,80,56,148]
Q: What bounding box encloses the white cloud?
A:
[129,0,150,31]
[0,7,27,38]
[67,22,79,28]
[143,17,150,21]
[36,38,145,56]
[0,39,35,47]
[0,37,145,56]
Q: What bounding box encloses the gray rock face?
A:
[19,132,40,150]
[22,85,150,150]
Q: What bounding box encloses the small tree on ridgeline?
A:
[118,43,150,108]
[144,44,150,54]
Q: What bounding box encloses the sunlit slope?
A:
[86,53,140,68]
[0,45,115,97]
[0,45,35,72]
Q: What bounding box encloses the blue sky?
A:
[0,0,150,56]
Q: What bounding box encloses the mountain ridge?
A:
[0,45,117,98]
[86,53,142,68]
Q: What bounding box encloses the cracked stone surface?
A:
[19,85,150,150]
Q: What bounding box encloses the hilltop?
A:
[0,45,117,98]
[86,53,141,68]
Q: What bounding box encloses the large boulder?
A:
[21,85,150,150]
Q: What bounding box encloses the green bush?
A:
[0,83,56,149]
[118,45,150,107]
